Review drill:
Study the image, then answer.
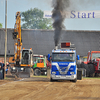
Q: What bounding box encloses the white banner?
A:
[43,10,100,19]
[43,11,52,18]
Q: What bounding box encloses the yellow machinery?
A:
[11,12,33,78]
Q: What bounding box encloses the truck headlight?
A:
[52,72,56,74]
[13,67,16,70]
[21,68,24,71]
[70,72,74,74]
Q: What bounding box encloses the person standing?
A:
[0,60,2,69]
[6,62,10,74]
[0,60,3,79]
[1,60,5,79]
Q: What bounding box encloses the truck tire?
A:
[73,78,77,82]
[88,64,95,77]
[50,78,54,82]
[80,62,85,68]
[70,78,77,82]
[80,63,90,77]
[34,68,41,76]
[50,78,57,82]
[84,64,90,77]
[77,63,81,68]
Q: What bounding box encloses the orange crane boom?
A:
[13,12,22,65]
[11,12,34,78]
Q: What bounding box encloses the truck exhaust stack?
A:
[55,46,58,50]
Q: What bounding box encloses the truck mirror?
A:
[30,51,32,54]
[48,54,50,62]
[77,55,80,60]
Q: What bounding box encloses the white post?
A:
[4,0,7,78]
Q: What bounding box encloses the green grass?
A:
[33,75,47,78]
[83,77,100,79]
[4,77,7,79]
[33,76,100,79]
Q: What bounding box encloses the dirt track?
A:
[0,77,100,100]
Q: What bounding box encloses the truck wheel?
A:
[34,69,41,76]
[71,78,77,82]
[80,62,85,68]
[77,63,81,68]
[84,64,90,77]
[50,78,55,82]
[50,78,57,82]
[88,64,95,77]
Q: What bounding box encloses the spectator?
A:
[0,60,3,79]
[1,60,5,78]
[6,62,10,74]
[34,59,37,64]
[41,59,43,63]
[0,60,2,69]
[1,60,5,68]
[0,60,5,79]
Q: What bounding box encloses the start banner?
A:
[43,10,100,19]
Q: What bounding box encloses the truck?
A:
[33,54,43,65]
[10,12,33,78]
[82,51,100,77]
[33,57,47,76]
[49,42,80,82]
[82,56,87,64]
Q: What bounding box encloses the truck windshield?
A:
[21,50,29,64]
[92,53,100,60]
[52,53,75,62]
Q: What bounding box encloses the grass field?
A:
[83,77,100,79]
[33,75,100,79]
[33,75,47,78]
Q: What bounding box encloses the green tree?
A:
[0,23,2,28]
[21,8,53,29]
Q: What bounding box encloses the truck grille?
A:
[60,71,66,74]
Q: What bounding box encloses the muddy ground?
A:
[0,77,100,100]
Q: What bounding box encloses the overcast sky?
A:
[0,0,100,30]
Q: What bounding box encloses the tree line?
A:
[0,8,53,29]
[0,23,2,28]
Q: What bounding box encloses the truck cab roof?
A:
[52,49,76,53]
